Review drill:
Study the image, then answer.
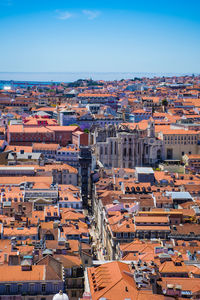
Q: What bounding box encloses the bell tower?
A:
[147,118,155,138]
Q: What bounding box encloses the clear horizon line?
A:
[0,71,199,75]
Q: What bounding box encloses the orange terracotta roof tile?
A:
[135,226,171,231]
[134,216,169,223]
[3,227,38,237]
[159,260,189,274]
[0,265,45,281]
[5,145,33,152]
[159,277,200,294]
[87,261,138,300]
[32,143,59,150]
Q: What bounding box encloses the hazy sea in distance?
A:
[0,72,194,83]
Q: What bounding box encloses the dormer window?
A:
[174,262,182,266]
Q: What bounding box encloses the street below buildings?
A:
[90,225,105,261]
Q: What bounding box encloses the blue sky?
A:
[0,0,200,73]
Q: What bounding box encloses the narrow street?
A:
[90,225,105,261]
[83,209,106,261]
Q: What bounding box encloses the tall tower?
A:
[79,146,92,209]
[147,118,155,138]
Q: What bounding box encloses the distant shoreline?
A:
[0,72,197,83]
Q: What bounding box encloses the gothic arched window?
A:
[115,142,117,155]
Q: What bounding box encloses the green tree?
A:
[162,99,168,107]
[162,99,168,112]
[70,124,79,127]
